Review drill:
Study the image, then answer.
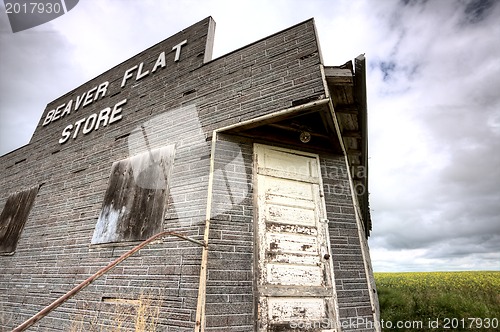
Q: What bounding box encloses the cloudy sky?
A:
[1,0,499,272]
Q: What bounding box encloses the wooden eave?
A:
[222,99,343,155]
[325,55,371,237]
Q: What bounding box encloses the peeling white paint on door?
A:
[254,144,337,331]
[268,298,326,322]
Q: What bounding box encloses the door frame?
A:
[252,143,340,331]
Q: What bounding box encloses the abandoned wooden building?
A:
[0,17,379,331]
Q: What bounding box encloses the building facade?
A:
[0,17,379,331]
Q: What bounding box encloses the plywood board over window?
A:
[92,145,176,244]
[0,185,39,254]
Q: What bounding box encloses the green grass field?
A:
[374,271,500,331]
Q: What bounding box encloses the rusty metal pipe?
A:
[12,231,206,332]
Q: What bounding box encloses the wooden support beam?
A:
[346,148,362,156]
[342,130,362,138]
[352,175,366,182]
[268,124,331,139]
[335,105,358,114]
[324,67,353,85]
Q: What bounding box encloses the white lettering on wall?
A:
[95,107,111,130]
[74,92,86,111]
[52,104,65,122]
[82,114,97,134]
[82,86,97,108]
[172,40,187,62]
[42,81,110,126]
[95,81,109,101]
[152,52,166,73]
[136,62,149,81]
[109,99,126,124]
[48,37,189,143]
[72,118,86,139]
[42,110,55,126]
[58,99,127,144]
[121,40,188,88]
[59,124,73,144]
[61,100,73,118]
[121,65,138,88]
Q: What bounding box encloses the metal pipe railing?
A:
[12,231,206,332]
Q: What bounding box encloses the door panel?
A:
[254,144,336,331]
[268,297,326,322]
[267,263,323,286]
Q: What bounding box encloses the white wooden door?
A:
[254,144,337,331]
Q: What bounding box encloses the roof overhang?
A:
[325,55,371,236]
[214,55,371,237]
[220,98,342,154]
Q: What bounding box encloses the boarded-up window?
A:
[92,145,175,244]
[0,185,39,254]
